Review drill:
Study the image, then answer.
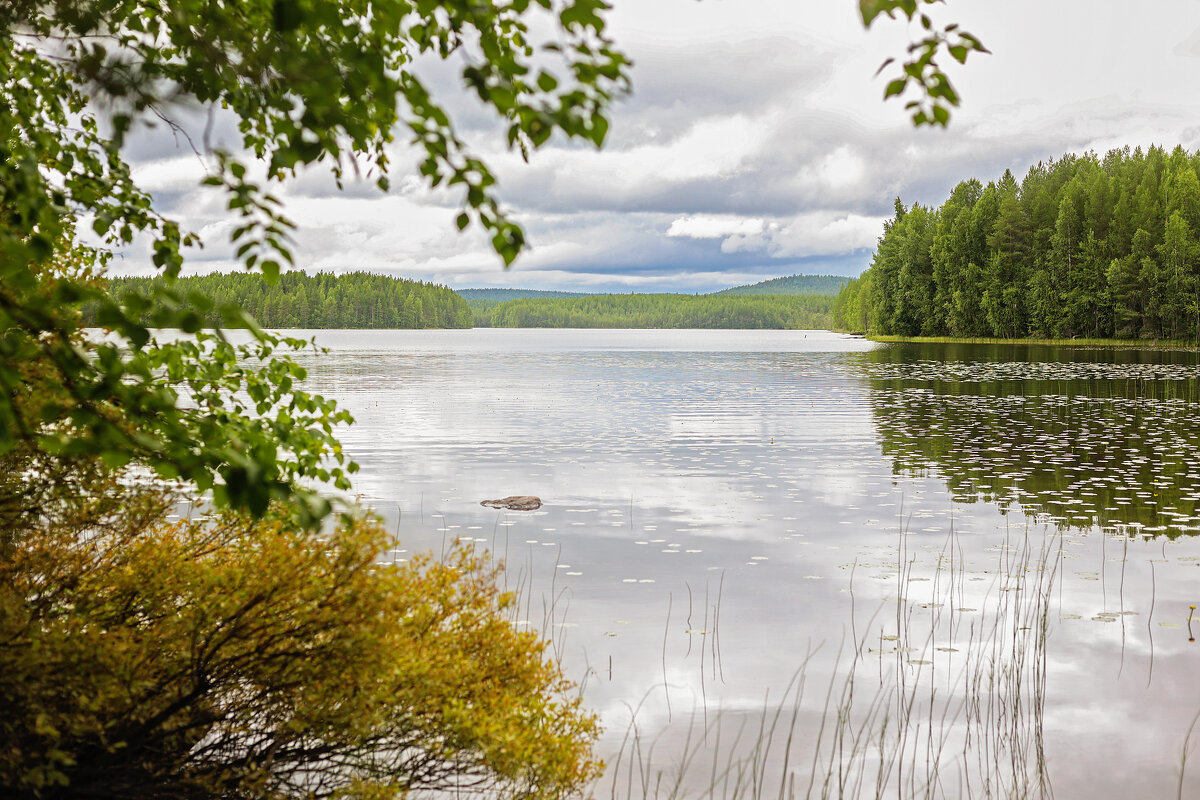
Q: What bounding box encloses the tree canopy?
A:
[715,274,849,297]
[488,292,836,329]
[836,146,1200,341]
[2,2,627,795]
[1,0,630,519]
[101,272,474,330]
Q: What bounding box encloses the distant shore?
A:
[866,334,1200,349]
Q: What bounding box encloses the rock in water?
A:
[481,496,542,511]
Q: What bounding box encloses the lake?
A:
[289,328,1200,799]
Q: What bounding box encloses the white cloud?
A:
[810,145,867,192]
[667,215,765,239]
[720,213,886,258]
[131,155,208,194]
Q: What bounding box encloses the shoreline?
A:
[864,334,1200,350]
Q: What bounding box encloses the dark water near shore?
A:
[289,329,1200,799]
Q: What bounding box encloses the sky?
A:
[113,0,1200,293]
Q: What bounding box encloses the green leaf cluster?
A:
[458,287,595,302]
[1,0,629,519]
[0,235,352,522]
[859,0,988,126]
[836,146,1200,341]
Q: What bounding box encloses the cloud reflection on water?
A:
[291,329,1200,799]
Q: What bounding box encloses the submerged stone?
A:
[481,495,543,511]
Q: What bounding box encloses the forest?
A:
[98,271,473,329]
[715,274,848,296]
[834,145,1200,340]
[456,288,594,302]
[487,293,836,329]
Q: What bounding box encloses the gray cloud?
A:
[101,1,1200,293]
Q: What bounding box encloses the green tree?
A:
[98,272,473,331]
[1159,211,1198,337]
[3,2,630,796]
[930,179,981,332]
[838,146,1200,341]
[981,170,1030,337]
[2,0,630,519]
[892,204,937,334]
[488,293,836,329]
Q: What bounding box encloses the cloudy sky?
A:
[115,0,1200,293]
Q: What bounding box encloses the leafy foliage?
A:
[859,0,989,126]
[0,470,600,799]
[837,146,1200,340]
[488,293,836,329]
[99,272,474,330]
[460,289,600,326]
[467,298,505,327]
[0,0,630,518]
[0,239,356,520]
[468,280,847,325]
[4,5,621,794]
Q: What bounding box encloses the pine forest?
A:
[99,271,473,329]
[834,145,1200,340]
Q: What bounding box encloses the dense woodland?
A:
[99,272,473,329]
[488,293,835,329]
[716,274,848,296]
[464,277,846,326]
[835,145,1200,339]
[459,289,596,327]
[456,288,593,302]
[466,299,502,327]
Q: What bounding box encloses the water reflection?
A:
[286,330,1200,800]
[861,342,1200,535]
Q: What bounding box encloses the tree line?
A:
[835,145,1200,340]
[715,274,848,296]
[488,293,836,329]
[97,271,473,329]
[456,288,594,302]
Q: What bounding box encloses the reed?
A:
[598,523,1062,800]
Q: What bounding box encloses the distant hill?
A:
[456,288,595,302]
[463,278,849,326]
[713,274,849,296]
[488,293,835,329]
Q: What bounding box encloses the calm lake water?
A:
[289,329,1200,799]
